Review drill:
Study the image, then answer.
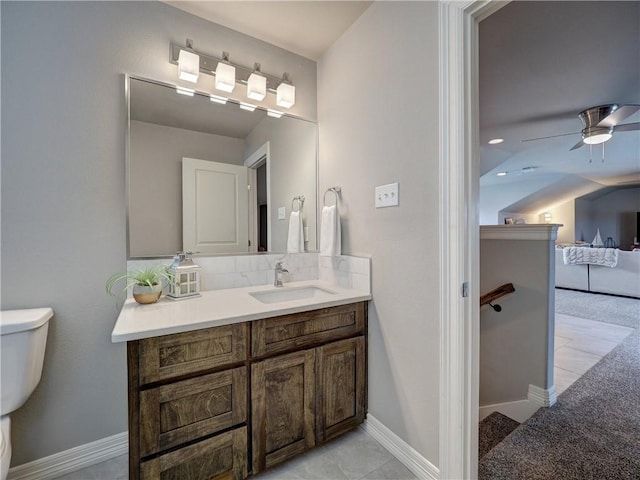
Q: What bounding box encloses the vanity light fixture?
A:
[176,86,195,97]
[170,41,297,111]
[247,63,267,101]
[177,39,200,84]
[239,102,257,112]
[210,94,228,105]
[276,73,296,108]
[267,109,283,118]
[215,52,236,93]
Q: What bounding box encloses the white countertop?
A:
[111,280,371,343]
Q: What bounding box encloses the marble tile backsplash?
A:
[127,253,370,294]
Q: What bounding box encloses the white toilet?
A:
[0,308,52,480]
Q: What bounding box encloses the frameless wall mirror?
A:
[126,76,318,258]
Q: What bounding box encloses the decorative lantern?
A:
[167,251,201,300]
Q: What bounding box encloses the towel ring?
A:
[323,186,341,207]
[291,195,305,212]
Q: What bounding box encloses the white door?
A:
[182,157,249,254]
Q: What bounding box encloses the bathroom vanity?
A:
[112,281,370,480]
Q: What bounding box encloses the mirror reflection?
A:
[127,76,317,258]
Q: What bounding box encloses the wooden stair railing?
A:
[480,283,515,312]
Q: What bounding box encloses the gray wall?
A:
[575,187,640,248]
[480,236,555,405]
[129,120,246,256]
[245,116,318,253]
[318,1,440,463]
[1,1,316,465]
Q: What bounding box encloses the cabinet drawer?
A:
[251,302,365,357]
[139,323,247,384]
[140,426,247,480]
[140,367,247,457]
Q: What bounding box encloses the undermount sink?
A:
[250,286,335,304]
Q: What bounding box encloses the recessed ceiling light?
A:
[496,171,507,176]
[488,138,504,145]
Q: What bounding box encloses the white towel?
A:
[287,210,304,253]
[562,246,618,268]
[319,205,341,257]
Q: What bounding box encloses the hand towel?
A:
[287,210,304,253]
[319,205,341,257]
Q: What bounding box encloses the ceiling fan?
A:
[522,104,640,150]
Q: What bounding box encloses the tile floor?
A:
[554,313,634,395]
[52,428,416,480]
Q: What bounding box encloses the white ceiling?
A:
[164,1,372,60]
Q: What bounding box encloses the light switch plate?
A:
[278,206,286,220]
[375,182,399,208]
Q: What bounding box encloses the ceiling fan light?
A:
[583,132,612,145]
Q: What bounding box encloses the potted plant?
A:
[106,265,173,305]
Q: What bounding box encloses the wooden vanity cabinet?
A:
[127,301,367,480]
[251,303,367,475]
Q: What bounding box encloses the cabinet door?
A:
[316,336,366,443]
[139,367,247,457]
[251,349,315,474]
[140,427,247,480]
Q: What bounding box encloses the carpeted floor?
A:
[555,288,640,328]
[479,290,640,479]
[478,412,520,460]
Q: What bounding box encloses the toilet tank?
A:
[0,308,52,415]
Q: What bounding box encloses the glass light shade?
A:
[276,82,295,108]
[177,50,200,84]
[247,72,267,101]
[215,62,236,93]
[583,132,612,145]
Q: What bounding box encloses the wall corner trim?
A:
[528,383,557,408]
[8,432,128,480]
[362,415,439,480]
[480,224,562,241]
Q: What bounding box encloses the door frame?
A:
[245,142,271,252]
[438,1,509,478]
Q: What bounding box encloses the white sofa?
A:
[555,249,640,298]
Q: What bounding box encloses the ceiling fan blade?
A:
[521,131,579,143]
[613,122,640,132]
[569,139,585,151]
[597,105,640,128]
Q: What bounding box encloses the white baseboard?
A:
[362,415,439,480]
[8,432,128,480]
[479,384,557,423]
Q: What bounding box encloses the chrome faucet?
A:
[274,262,289,287]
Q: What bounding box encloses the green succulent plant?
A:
[106,265,173,299]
